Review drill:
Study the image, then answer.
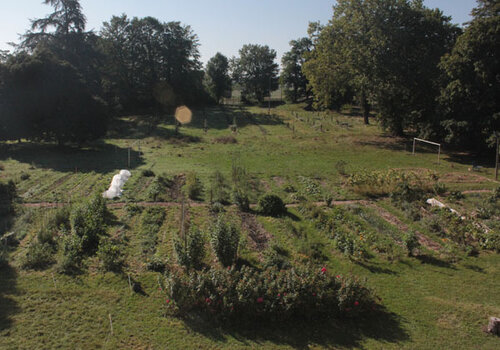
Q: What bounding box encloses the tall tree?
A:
[304,0,458,131]
[280,37,312,103]
[205,53,231,104]
[232,44,279,104]
[100,15,204,110]
[439,0,500,151]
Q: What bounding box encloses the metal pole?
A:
[412,138,416,155]
[495,133,499,181]
[438,145,441,165]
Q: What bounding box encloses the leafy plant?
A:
[70,194,107,254]
[183,172,203,200]
[174,226,206,270]
[210,171,230,204]
[21,242,55,270]
[210,216,239,266]
[97,238,124,272]
[259,194,287,217]
[58,233,84,274]
[402,231,420,257]
[232,189,250,212]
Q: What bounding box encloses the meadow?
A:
[0,104,499,349]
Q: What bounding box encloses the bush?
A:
[21,242,54,270]
[210,216,239,266]
[264,244,291,270]
[259,194,286,217]
[164,265,376,321]
[183,172,204,200]
[174,226,206,270]
[97,238,124,272]
[58,233,84,274]
[232,190,250,212]
[402,231,420,257]
[146,255,166,272]
[141,169,155,177]
[70,194,107,254]
[209,201,225,214]
[390,181,424,204]
[210,171,230,204]
[139,207,166,254]
[147,174,172,201]
[333,230,367,260]
[448,190,464,201]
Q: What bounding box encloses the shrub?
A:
[448,190,464,201]
[70,194,107,254]
[402,231,420,257]
[146,255,166,272]
[232,190,250,212]
[390,181,424,204]
[210,216,239,266]
[147,174,172,201]
[209,201,225,214]
[264,245,291,270]
[259,194,286,217]
[174,226,206,270]
[139,207,166,254]
[210,171,230,204]
[164,265,376,321]
[21,242,54,270]
[58,233,84,274]
[183,172,204,200]
[141,169,155,177]
[333,230,367,260]
[97,238,124,272]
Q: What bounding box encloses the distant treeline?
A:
[0,0,498,151]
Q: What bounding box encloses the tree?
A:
[280,37,312,103]
[232,44,279,104]
[0,49,107,145]
[205,53,231,103]
[100,15,205,111]
[304,0,458,130]
[439,0,500,151]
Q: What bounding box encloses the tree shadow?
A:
[181,307,409,349]
[0,263,20,332]
[354,134,408,152]
[0,140,145,174]
[416,255,456,269]
[355,260,399,275]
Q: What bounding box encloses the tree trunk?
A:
[361,92,370,125]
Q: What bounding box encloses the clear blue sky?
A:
[0,0,479,66]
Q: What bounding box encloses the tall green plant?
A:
[210,216,239,267]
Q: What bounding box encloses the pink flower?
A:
[354,301,359,306]
[227,266,231,270]
[277,293,281,297]
[257,297,264,303]
[336,275,340,279]
[205,297,212,304]
[321,267,327,273]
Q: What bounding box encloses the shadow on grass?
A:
[416,255,456,269]
[0,140,145,173]
[0,263,20,331]
[181,307,409,349]
[355,260,399,275]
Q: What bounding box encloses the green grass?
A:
[1,104,499,349]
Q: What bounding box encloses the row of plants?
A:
[164,264,376,321]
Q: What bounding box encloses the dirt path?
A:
[239,212,273,251]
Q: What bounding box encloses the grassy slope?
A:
[1,105,499,349]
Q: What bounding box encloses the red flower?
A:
[166,299,170,304]
[336,275,340,279]
[354,301,359,306]
[321,267,327,273]
[277,293,281,297]
[227,266,231,270]
[205,297,212,304]
[257,297,264,303]
[284,292,287,296]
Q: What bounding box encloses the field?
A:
[1,104,499,349]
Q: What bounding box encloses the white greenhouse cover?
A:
[103,170,131,199]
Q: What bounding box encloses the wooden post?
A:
[438,145,441,165]
[412,138,416,156]
[108,314,114,335]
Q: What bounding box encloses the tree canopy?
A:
[205,52,231,104]
[280,37,312,103]
[231,44,279,104]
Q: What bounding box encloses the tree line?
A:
[0,0,498,152]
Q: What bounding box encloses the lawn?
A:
[1,104,499,349]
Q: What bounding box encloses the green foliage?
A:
[146,255,166,272]
[21,242,55,270]
[174,226,206,270]
[209,216,239,267]
[183,172,204,200]
[58,233,84,274]
[70,194,107,254]
[97,238,124,272]
[147,174,172,202]
[258,194,286,217]
[124,203,144,218]
[232,190,250,212]
[280,37,312,103]
[141,169,155,177]
[402,231,420,257]
[333,229,367,260]
[139,207,166,254]
[0,180,16,215]
[209,171,230,204]
[205,52,232,103]
[165,265,375,320]
[449,191,464,202]
[231,44,279,103]
[263,244,291,270]
[0,247,8,268]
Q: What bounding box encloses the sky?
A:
[0,0,479,66]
